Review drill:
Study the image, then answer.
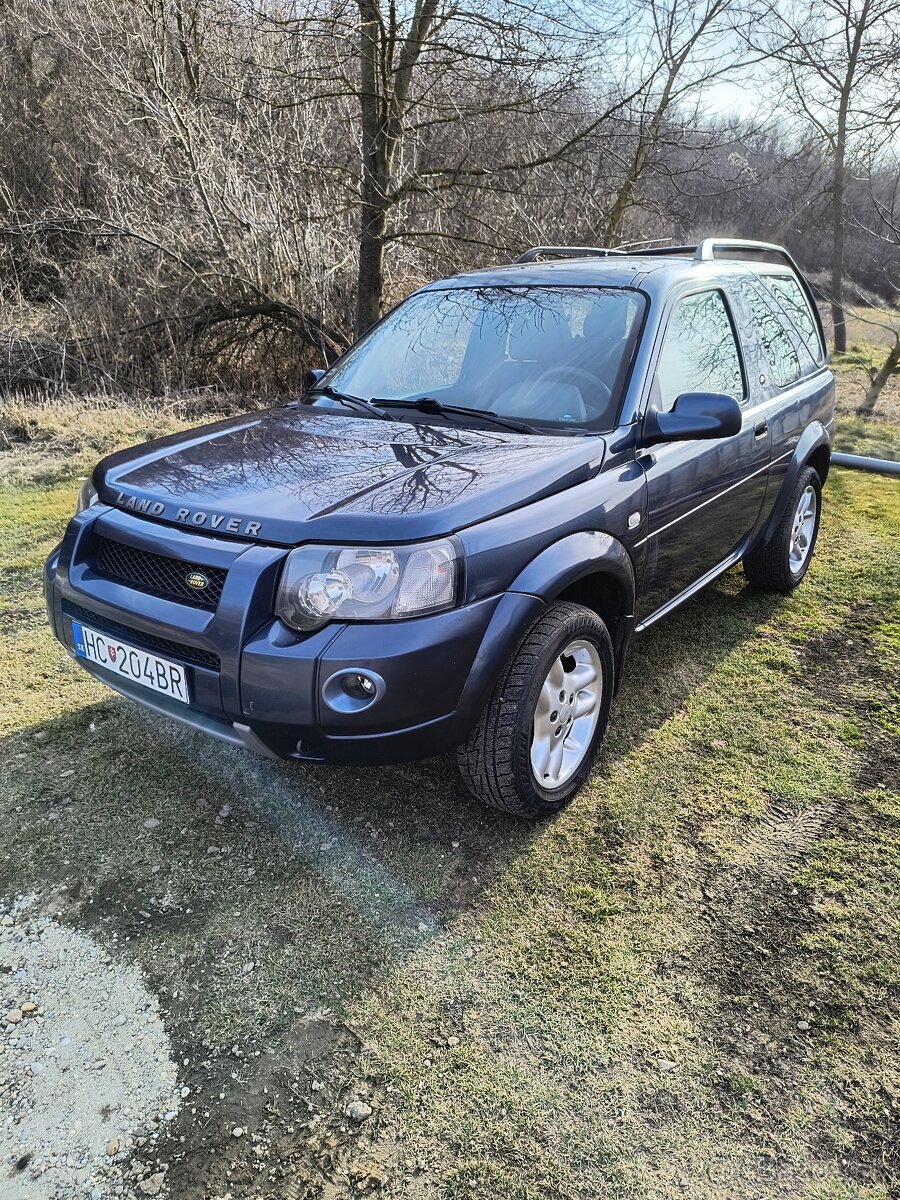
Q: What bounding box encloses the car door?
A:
[635,285,772,624]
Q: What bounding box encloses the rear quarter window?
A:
[761,275,825,364]
[739,281,802,387]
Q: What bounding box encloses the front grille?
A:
[94,536,227,611]
[64,603,220,670]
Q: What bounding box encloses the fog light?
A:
[322,668,385,714]
[341,673,377,700]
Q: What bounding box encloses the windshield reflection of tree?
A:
[391,287,574,385]
[328,285,639,426]
[357,287,575,396]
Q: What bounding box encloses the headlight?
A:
[276,539,459,631]
[75,476,99,515]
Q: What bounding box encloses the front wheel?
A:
[743,465,822,592]
[457,602,614,817]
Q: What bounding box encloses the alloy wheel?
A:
[789,484,817,573]
[531,639,603,790]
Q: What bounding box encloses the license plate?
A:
[71,621,190,704]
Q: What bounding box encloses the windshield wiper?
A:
[306,385,399,422]
[373,396,537,435]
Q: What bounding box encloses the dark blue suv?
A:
[45,238,834,817]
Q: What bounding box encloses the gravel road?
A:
[1,896,180,1199]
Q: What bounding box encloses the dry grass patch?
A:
[0,391,268,487]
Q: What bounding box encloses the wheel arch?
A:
[758,422,831,548]
[807,441,831,485]
[509,531,636,687]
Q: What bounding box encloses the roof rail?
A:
[610,237,798,264]
[692,238,796,267]
[621,244,697,258]
[516,237,801,267]
[515,246,624,264]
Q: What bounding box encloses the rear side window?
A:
[656,290,745,411]
[739,282,801,387]
[762,275,825,363]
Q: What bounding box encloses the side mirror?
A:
[643,392,742,445]
[303,368,325,392]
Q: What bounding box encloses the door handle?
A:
[754,419,768,439]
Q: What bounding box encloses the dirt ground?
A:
[833,367,900,428]
[1,397,899,1200]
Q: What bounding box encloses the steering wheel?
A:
[466,361,613,422]
[536,365,612,409]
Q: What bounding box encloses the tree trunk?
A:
[857,337,900,417]
[831,141,848,355]
[353,0,438,338]
[355,0,395,339]
[356,184,389,337]
[356,2,384,337]
[829,0,871,357]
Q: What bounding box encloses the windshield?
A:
[321,285,646,432]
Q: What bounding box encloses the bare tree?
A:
[0,0,359,389]
[751,0,900,351]
[3,0,900,396]
[275,1,662,336]
[596,0,747,244]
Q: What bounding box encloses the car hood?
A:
[96,407,606,545]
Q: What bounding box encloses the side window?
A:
[740,282,801,387]
[656,290,745,412]
[762,275,825,364]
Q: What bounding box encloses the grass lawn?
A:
[1,398,899,1199]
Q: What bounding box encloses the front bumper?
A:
[45,507,542,764]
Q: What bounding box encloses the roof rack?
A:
[515,246,624,263]
[516,238,801,268]
[615,237,801,265]
[691,238,797,267]
[617,244,697,257]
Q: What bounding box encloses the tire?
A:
[743,465,822,592]
[456,601,614,818]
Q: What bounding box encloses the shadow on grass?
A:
[0,567,783,1032]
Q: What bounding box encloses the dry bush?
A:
[0,0,898,397]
